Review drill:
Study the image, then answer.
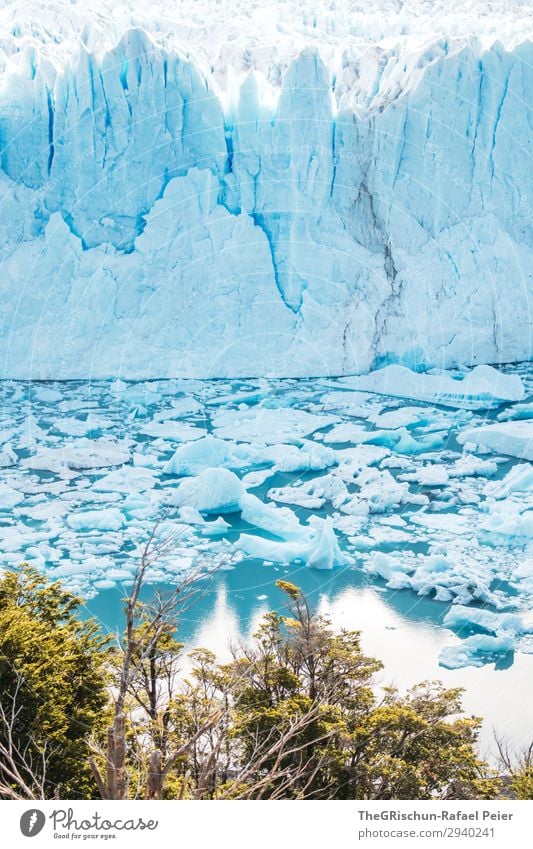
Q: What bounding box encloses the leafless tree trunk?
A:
[0,674,48,800]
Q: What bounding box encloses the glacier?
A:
[0,1,531,378]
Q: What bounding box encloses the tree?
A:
[496,737,533,800]
[211,581,498,800]
[88,531,226,800]
[0,563,109,799]
[0,561,507,801]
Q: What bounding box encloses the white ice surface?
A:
[0,5,531,378]
[458,421,533,461]
[0,366,530,671]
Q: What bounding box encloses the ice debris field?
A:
[0,362,531,670]
[0,1,531,377]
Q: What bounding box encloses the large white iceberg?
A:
[236,516,351,570]
[339,365,525,410]
[170,468,245,514]
[458,421,533,461]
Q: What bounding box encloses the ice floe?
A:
[170,468,245,514]
[0,365,530,669]
[339,365,525,409]
[458,421,532,461]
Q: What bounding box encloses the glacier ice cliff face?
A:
[0,9,531,378]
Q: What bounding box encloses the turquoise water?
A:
[84,560,533,754]
[1,365,531,752]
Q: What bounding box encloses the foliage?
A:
[168,580,497,799]
[0,564,110,799]
[0,564,524,801]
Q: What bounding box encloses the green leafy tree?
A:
[0,564,110,799]
[213,581,499,799]
[0,563,510,802]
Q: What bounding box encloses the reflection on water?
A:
[85,557,533,755]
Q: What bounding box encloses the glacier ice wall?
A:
[0,23,531,378]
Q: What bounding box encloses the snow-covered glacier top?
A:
[1,1,532,76]
[0,0,531,378]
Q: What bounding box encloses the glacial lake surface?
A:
[1,363,531,753]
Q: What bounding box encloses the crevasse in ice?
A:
[0,2,531,377]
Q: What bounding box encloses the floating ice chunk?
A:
[448,455,498,478]
[201,517,231,536]
[368,406,430,429]
[268,474,348,510]
[319,390,374,416]
[133,451,161,469]
[178,506,205,524]
[273,440,336,472]
[106,568,135,581]
[335,445,391,474]
[153,397,203,420]
[337,498,370,517]
[323,423,444,455]
[18,500,71,521]
[497,402,533,422]
[342,365,525,410]
[121,490,163,519]
[369,525,411,544]
[93,466,157,493]
[439,634,516,669]
[67,441,131,469]
[0,444,17,467]
[236,516,349,570]
[380,455,415,471]
[109,379,128,394]
[457,421,532,461]
[23,441,130,473]
[21,448,78,477]
[366,551,495,605]
[480,500,533,541]
[400,465,449,486]
[163,435,276,475]
[164,437,236,475]
[32,386,63,403]
[52,416,114,436]
[212,407,338,444]
[267,487,325,510]
[485,464,533,498]
[408,513,471,535]
[323,423,379,445]
[170,468,245,514]
[205,389,265,407]
[235,534,307,563]
[67,508,126,532]
[307,518,351,569]
[333,514,368,536]
[440,594,533,668]
[351,468,411,513]
[17,416,49,448]
[120,384,162,408]
[0,483,24,509]
[240,493,306,541]
[443,605,527,636]
[94,579,117,590]
[140,421,205,441]
[241,468,275,488]
[0,427,17,446]
[393,429,446,455]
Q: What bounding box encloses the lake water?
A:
[1,364,531,755]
